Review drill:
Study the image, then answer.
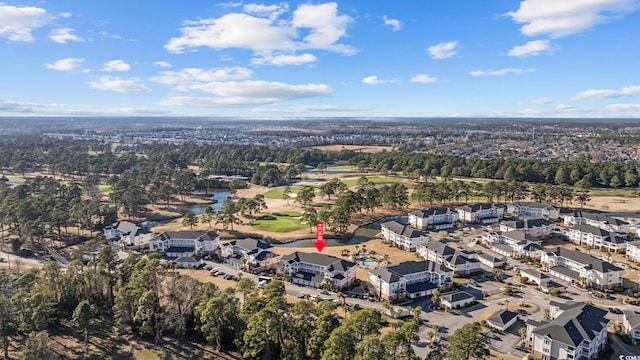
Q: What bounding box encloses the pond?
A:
[177,191,231,215]
[273,215,408,248]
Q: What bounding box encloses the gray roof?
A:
[425,241,457,257]
[488,310,519,327]
[406,282,438,294]
[492,244,514,253]
[281,252,356,272]
[174,256,198,263]
[108,221,150,236]
[532,303,608,346]
[580,212,628,226]
[502,218,555,230]
[478,253,501,263]
[456,203,502,212]
[370,260,450,283]
[627,241,640,249]
[381,221,422,238]
[152,231,219,242]
[444,290,475,303]
[572,224,611,237]
[520,268,549,280]
[546,247,623,273]
[509,202,556,210]
[501,231,540,243]
[550,266,581,280]
[624,310,640,329]
[228,237,273,252]
[409,207,455,217]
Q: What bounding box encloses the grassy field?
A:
[4,175,26,184]
[588,188,639,197]
[252,211,306,232]
[340,176,403,187]
[263,185,305,199]
[98,184,113,193]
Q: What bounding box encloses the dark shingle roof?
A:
[281,252,356,271]
[532,303,608,346]
[572,224,611,237]
[509,202,556,210]
[456,203,500,212]
[409,207,454,217]
[580,212,628,226]
[406,282,438,293]
[501,231,540,243]
[444,291,475,303]
[152,231,219,242]
[382,221,422,238]
[502,218,555,230]
[370,260,450,283]
[230,237,273,251]
[488,310,518,327]
[546,247,623,273]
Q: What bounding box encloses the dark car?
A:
[609,307,623,314]
[514,345,527,352]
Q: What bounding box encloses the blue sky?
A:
[0,0,639,118]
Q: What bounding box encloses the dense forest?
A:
[0,253,489,360]
[0,136,637,189]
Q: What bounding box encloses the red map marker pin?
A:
[314,222,326,253]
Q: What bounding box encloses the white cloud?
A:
[255,104,373,114]
[252,53,316,66]
[159,81,331,107]
[530,97,553,104]
[154,61,172,68]
[0,99,170,116]
[243,3,289,20]
[507,0,639,38]
[572,85,640,100]
[604,103,640,112]
[508,40,551,57]
[410,74,439,83]
[165,2,354,57]
[0,3,51,41]
[362,76,385,85]
[383,15,402,31]
[555,103,574,110]
[49,27,83,44]
[45,57,85,72]
[427,41,458,59]
[89,76,151,93]
[151,67,253,87]
[102,60,131,72]
[470,68,536,76]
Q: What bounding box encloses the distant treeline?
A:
[0,136,637,189]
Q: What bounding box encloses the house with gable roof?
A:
[280,252,356,290]
[526,301,608,360]
[380,221,430,251]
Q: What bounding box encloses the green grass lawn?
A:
[341,176,402,187]
[252,211,306,232]
[588,188,639,197]
[98,184,113,194]
[3,175,26,184]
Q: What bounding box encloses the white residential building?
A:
[567,224,627,253]
[487,310,519,331]
[220,238,279,273]
[149,231,219,258]
[408,207,459,230]
[519,268,551,292]
[477,253,504,269]
[623,310,640,345]
[526,302,608,360]
[499,231,544,258]
[506,202,559,220]
[380,221,430,251]
[499,218,555,237]
[368,261,453,300]
[417,241,481,275]
[541,247,624,289]
[455,203,505,224]
[280,252,356,290]
[441,291,475,310]
[626,241,640,263]
[563,211,628,233]
[103,221,154,248]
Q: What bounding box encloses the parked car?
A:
[514,345,527,352]
[223,274,233,280]
[353,304,361,310]
[320,290,329,295]
[296,292,306,299]
[204,265,212,271]
[609,307,623,314]
[214,271,225,276]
